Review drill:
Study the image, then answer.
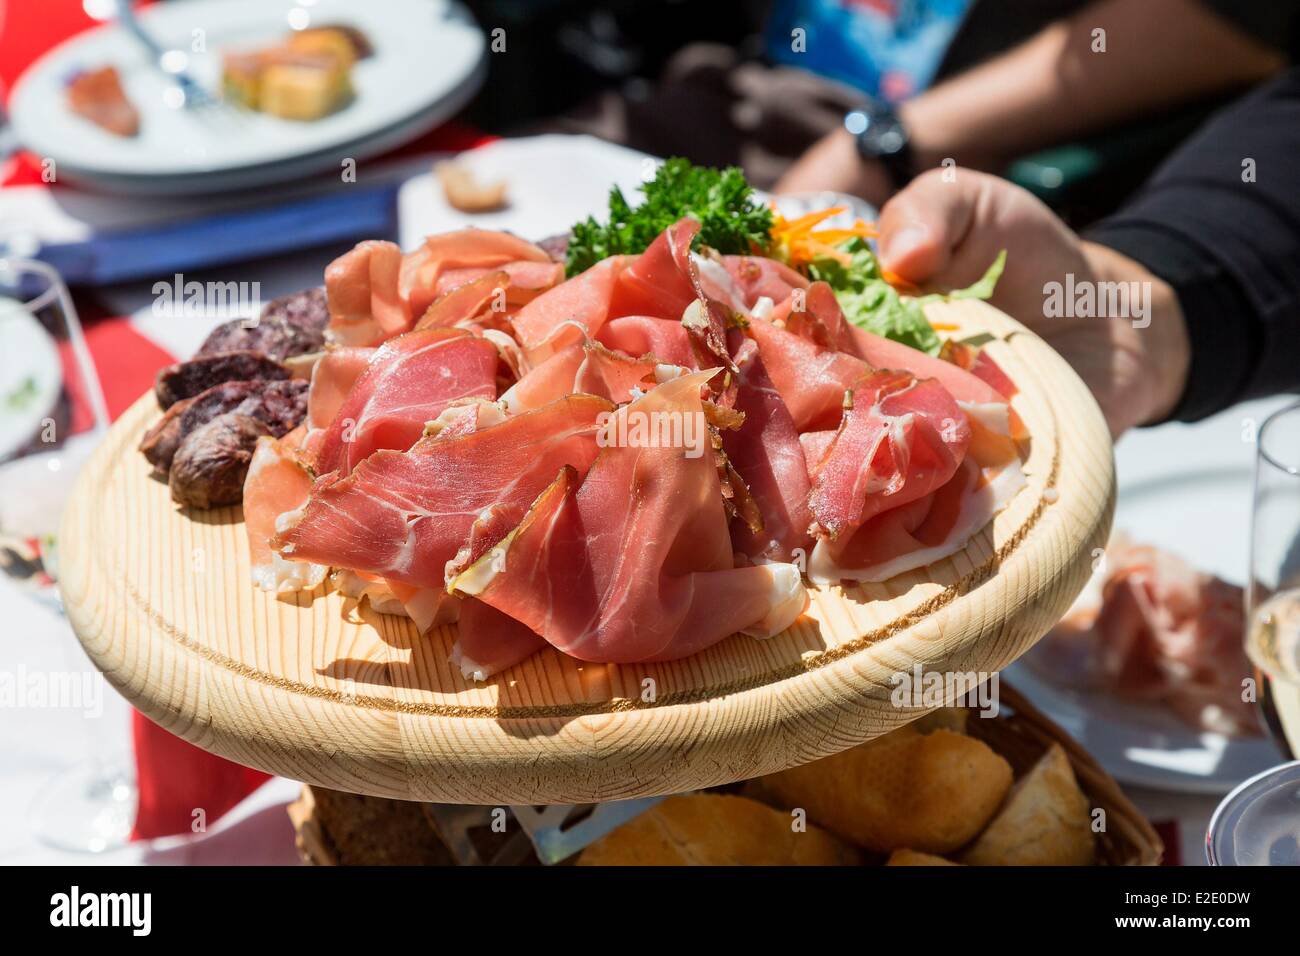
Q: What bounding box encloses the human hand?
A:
[877,168,1190,438]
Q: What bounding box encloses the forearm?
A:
[902,0,1283,172]
[1088,69,1300,422]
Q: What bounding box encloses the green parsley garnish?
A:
[565,158,773,277]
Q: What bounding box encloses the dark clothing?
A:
[1089,69,1300,421]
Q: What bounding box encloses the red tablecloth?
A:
[6,0,491,840]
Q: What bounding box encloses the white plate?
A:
[1006,662,1281,795]
[1009,403,1290,794]
[0,299,62,462]
[10,0,486,195]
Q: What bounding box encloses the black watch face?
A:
[854,112,906,159]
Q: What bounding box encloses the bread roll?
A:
[886,849,961,866]
[752,726,1013,853]
[913,707,969,735]
[576,794,861,866]
[960,743,1096,866]
[288,786,454,865]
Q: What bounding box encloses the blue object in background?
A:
[34,182,400,287]
[765,0,973,103]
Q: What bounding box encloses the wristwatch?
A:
[849,99,915,191]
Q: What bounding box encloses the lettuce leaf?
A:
[807,240,1005,356]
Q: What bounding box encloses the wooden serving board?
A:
[60,300,1114,804]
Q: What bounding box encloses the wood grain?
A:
[59,300,1115,804]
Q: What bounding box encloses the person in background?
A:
[540,0,1295,226]
[774,0,1296,217]
[871,68,1300,438]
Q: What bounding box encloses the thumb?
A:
[877,169,984,284]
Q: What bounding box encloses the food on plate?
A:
[154,350,290,410]
[259,286,331,330]
[221,25,370,120]
[139,378,308,479]
[258,54,353,122]
[1027,536,1258,737]
[288,787,455,866]
[147,161,1026,668]
[960,743,1095,866]
[436,161,509,213]
[576,795,861,866]
[142,290,327,505]
[292,24,375,62]
[747,723,1013,854]
[65,66,139,137]
[169,413,271,508]
[196,316,324,362]
[288,696,1142,866]
[886,849,961,866]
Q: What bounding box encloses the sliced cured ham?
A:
[311,328,497,476]
[275,394,614,590]
[746,311,871,431]
[500,337,659,413]
[807,455,1024,584]
[595,316,695,368]
[451,371,808,663]
[721,255,809,306]
[414,270,510,331]
[324,240,409,346]
[723,337,812,563]
[306,346,375,430]
[606,217,701,320]
[243,436,327,592]
[400,229,554,318]
[509,255,628,360]
[807,370,970,543]
[451,598,547,681]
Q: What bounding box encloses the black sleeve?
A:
[1196,0,1300,56]
[1087,68,1300,422]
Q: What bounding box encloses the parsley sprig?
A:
[565,158,773,276]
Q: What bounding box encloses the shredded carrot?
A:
[880,268,920,294]
[769,204,879,270]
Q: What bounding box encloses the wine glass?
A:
[0,256,138,852]
[1207,402,1300,865]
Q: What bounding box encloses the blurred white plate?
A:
[1009,401,1291,794]
[10,0,485,195]
[0,299,62,462]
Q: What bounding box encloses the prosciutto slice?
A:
[324,240,409,346]
[501,336,660,413]
[275,394,614,590]
[723,336,812,563]
[243,434,327,593]
[595,316,695,368]
[807,370,971,543]
[451,598,548,681]
[399,229,554,318]
[807,454,1024,584]
[311,328,497,476]
[451,371,808,663]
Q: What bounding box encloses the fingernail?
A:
[881,225,927,267]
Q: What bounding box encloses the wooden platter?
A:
[59,300,1114,804]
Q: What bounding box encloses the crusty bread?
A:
[576,794,861,866]
[886,849,961,866]
[960,743,1096,866]
[750,726,1013,854]
[288,786,455,865]
[912,707,969,735]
